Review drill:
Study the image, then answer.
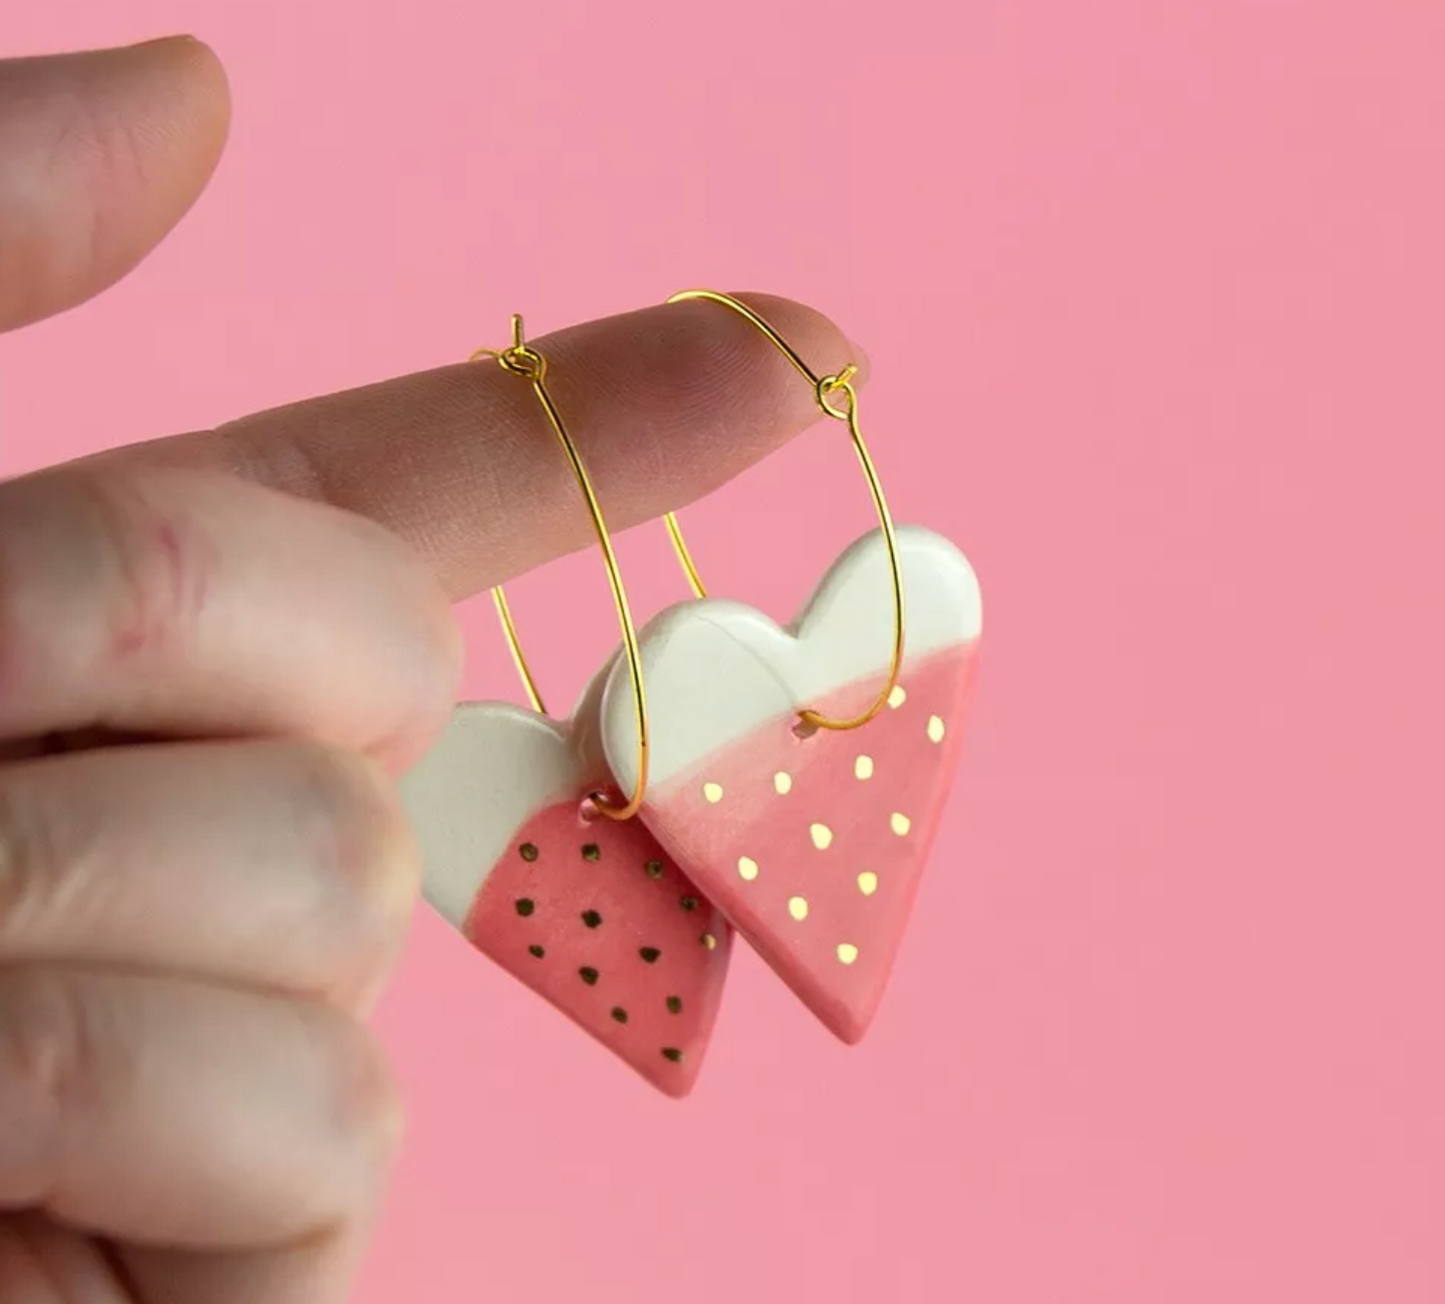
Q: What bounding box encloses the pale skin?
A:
[0,35,864,1304]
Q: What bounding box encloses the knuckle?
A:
[329,509,464,700]
[0,779,60,952]
[413,587,465,731]
[73,469,216,666]
[362,525,464,749]
[0,468,219,724]
[12,467,218,670]
[0,970,102,1140]
[384,526,465,686]
[328,1017,406,1164]
[289,742,422,944]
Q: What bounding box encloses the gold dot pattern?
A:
[483,803,735,1088]
[678,660,964,1021]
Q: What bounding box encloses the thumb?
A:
[0,35,230,333]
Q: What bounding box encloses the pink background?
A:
[3,2,1443,1300]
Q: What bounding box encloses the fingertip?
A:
[83,32,234,228]
[55,33,233,147]
[137,34,233,152]
[722,290,864,383]
[704,291,870,398]
[0,35,232,332]
[621,289,869,491]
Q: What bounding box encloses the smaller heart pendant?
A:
[400,670,732,1096]
[600,527,981,1043]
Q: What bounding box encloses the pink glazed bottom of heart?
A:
[642,641,979,1043]
[462,803,732,1097]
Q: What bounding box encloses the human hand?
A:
[0,35,860,1304]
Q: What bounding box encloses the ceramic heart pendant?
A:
[599,526,981,1043]
[399,668,733,1096]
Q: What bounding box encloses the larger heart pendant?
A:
[399,669,733,1096]
[598,526,981,1043]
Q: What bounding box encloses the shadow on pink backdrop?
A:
[2,2,1442,1300]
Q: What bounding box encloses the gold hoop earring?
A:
[471,314,651,819]
[394,314,735,1098]
[659,290,904,733]
[596,289,983,1046]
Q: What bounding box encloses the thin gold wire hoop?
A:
[661,289,905,733]
[470,315,649,820]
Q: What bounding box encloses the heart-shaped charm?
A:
[599,526,981,1043]
[399,668,733,1096]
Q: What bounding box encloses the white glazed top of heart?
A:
[399,669,614,929]
[601,526,982,793]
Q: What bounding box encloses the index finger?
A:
[93,292,863,599]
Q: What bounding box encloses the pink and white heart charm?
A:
[399,670,732,1096]
[599,526,981,1043]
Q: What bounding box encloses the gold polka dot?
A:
[857,872,879,896]
[737,856,760,882]
[703,782,724,803]
[788,896,810,921]
[837,942,860,965]
[810,823,834,850]
[888,684,907,709]
[854,755,874,781]
[702,932,718,950]
[890,812,912,837]
[927,714,946,744]
[774,771,793,795]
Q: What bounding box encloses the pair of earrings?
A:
[400,291,983,1097]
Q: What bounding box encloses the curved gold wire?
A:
[470,315,649,820]
[490,587,544,714]
[661,289,905,732]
